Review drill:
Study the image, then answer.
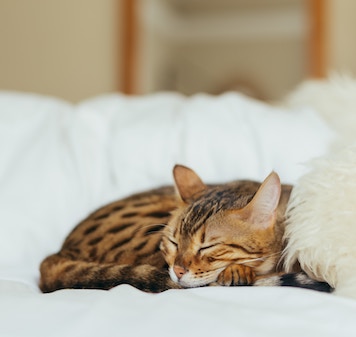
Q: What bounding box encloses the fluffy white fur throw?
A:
[285,74,356,146]
[283,144,356,299]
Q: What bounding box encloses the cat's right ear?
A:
[173,165,207,203]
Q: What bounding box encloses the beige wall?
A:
[1,0,356,103]
[327,0,356,74]
[0,0,121,102]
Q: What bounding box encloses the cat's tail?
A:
[253,272,333,293]
[39,253,180,293]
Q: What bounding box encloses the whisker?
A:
[242,252,281,264]
[210,266,227,273]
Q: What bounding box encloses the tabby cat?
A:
[40,165,331,293]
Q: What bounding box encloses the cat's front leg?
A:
[217,264,255,286]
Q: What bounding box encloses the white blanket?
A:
[2,89,355,337]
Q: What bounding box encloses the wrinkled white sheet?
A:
[0,91,348,337]
[1,281,356,337]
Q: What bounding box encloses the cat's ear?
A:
[239,171,281,229]
[173,165,207,203]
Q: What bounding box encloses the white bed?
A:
[1,83,356,337]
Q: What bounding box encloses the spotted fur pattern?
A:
[39,165,332,293]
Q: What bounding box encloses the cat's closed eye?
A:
[198,244,219,253]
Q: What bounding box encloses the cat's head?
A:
[160,165,283,288]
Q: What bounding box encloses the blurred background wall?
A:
[0,0,355,102]
[0,0,121,102]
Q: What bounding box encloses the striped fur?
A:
[255,272,332,292]
[39,165,331,293]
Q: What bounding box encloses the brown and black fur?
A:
[40,187,180,292]
[40,165,331,293]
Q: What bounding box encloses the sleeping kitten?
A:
[39,165,331,293]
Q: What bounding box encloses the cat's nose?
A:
[173,265,186,279]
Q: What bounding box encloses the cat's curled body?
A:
[40,165,331,293]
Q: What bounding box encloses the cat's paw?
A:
[217,264,255,286]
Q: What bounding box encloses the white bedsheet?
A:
[2,281,356,337]
[2,90,353,337]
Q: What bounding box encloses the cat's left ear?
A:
[239,171,281,230]
[173,165,207,203]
